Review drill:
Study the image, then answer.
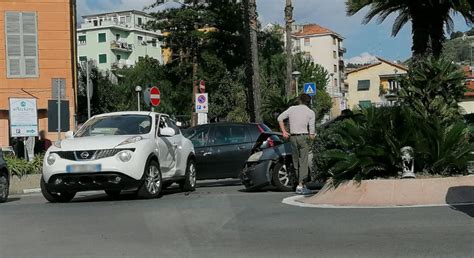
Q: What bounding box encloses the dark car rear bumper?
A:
[240,160,273,190]
[46,172,142,192]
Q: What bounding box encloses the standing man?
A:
[277,93,315,195]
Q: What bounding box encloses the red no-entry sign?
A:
[150,87,160,106]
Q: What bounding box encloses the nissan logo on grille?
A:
[80,151,90,159]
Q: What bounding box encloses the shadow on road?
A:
[446,186,474,218]
[5,197,20,203]
[196,179,242,188]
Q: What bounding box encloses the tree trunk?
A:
[429,5,449,58]
[285,0,293,96]
[243,0,262,122]
[410,5,431,61]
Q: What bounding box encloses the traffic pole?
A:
[57,79,61,140]
[86,61,91,119]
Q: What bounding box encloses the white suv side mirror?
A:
[65,131,74,139]
[160,127,175,137]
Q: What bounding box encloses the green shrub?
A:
[5,154,43,178]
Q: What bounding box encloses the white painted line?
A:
[282,195,474,209]
[23,188,41,194]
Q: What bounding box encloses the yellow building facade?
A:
[346,58,407,109]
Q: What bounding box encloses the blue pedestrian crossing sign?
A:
[304,82,316,96]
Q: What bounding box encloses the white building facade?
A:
[77,10,163,70]
[291,24,346,116]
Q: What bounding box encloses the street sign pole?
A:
[57,79,61,140]
[86,61,91,119]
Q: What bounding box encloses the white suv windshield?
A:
[76,115,152,137]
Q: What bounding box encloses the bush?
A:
[315,106,473,187]
[5,154,43,178]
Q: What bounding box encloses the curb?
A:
[282,195,474,209]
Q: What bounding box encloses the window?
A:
[138,36,143,43]
[78,35,86,45]
[152,39,157,47]
[79,56,87,62]
[120,16,125,24]
[116,55,121,61]
[304,37,310,46]
[75,115,152,137]
[126,16,131,23]
[333,51,337,59]
[334,65,337,73]
[184,126,209,147]
[211,126,250,146]
[334,78,338,88]
[98,54,107,64]
[357,80,370,91]
[158,116,180,136]
[98,33,106,43]
[5,11,39,78]
[93,20,98,26]
[359,101,372,108]
[137,17,142,25]
[333,37,337,45]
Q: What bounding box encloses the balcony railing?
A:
[110,40,133,52]
[339,46,347,53]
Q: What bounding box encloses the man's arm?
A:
[309,111,316,140]
[277,108,290,139]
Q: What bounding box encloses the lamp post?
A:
[135,86,142,111]
[292,71,301,95]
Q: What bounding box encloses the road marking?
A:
[282,195,474,209]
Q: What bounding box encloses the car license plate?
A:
[66,164,101,173]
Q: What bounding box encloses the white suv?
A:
[41,112,196,202]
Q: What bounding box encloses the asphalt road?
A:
[1,180,473,258]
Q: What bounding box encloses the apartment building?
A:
[292,24,346,95]
[291,24,346,116]
[0,0,77,147]
[77,10,162,70]
[346,57,408,109]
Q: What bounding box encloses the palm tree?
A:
[346,0,474,58]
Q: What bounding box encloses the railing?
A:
[110,40,133,52]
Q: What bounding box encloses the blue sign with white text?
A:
[304,82,316,96]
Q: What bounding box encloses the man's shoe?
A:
[295,186,303,195]
[302,186,312,195]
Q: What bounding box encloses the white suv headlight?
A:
[117,150,133,162]
[247,151,263,162]
[47,154,56,165]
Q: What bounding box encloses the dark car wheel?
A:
[137,160,163,199]
[272,162,294,192]
[40,176,76,203]
[180,158,196,192]
[0,173,9,203]
[105,190,121,199]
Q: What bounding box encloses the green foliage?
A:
[316,57,473,187]
[443,36,474,64]
[261,94,298,129]
[398,56,466,124]
[5,154,43,178]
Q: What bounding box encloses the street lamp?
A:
[292,71,301,95]
[135,86,142,111]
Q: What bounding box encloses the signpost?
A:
[195,93,208,113]
[304,82,316,96]
[199,80,206,93]
[150,87,161,107]
[9,98,38,137]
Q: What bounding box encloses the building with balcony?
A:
[77,10,163,71]
[291,24,346,117]
[0,0,77,147]
[346,57,408,109]
[460,65,474,114]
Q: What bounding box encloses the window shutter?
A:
[5,12,22,77]
[22,12,38,76]
[4,11,38,77]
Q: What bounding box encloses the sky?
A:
[77,0,472,63]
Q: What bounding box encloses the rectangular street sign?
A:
[304,82,316,96]
[195,93,208,113]
[9,98,39,137]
